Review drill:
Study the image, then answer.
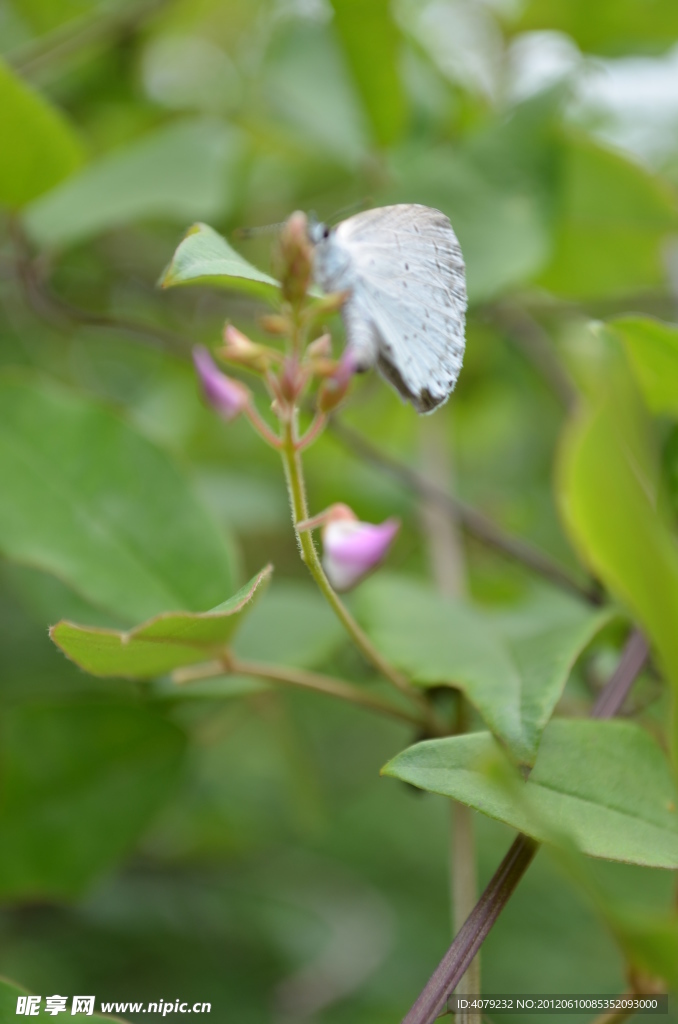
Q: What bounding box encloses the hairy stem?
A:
[280,416,441,732]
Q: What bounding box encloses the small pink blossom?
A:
[193,346,250,421]
[318,504,400,591]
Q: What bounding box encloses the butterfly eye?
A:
[322,226,331,239]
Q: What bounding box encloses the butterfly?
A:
[308,204,466,414]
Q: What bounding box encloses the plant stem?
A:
[418,415,480,1023]
[401,627,649,1024]
[228,657,429,729]
[280,417,441,732]
[404,834,540,1024]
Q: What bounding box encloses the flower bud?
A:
[310,504,400,591]
[277,211,313,305]
[317,347,359,412]
[307,333,332,359]
[221,325,275,373]
[193,346,250,422]
[259,314,291,336]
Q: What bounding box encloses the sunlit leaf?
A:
[0,57,82,208]
[329,0,408,146]
[0,373,238,623]
[361,575,611,765]
[24,118,242,249]
[383,719,678,868]
[0,701,186,899]
[608,316,678,417]
[160,221,280,300]
[557,330,678,702]
[50,567,271,679]
[537,133,678,299]
[515,0,678,55]
[611,909,678,988]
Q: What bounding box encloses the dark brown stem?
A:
[401,628,648,1024]
[592,628,649,719]
[403,835,539,1024]
[328,418,602,606]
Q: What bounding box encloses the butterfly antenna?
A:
[327,197,373,225]
[233,222,285,241]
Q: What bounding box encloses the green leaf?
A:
[24,118,241,250]
[383,719,678,868]
[329,0,408,146]
[49,567,271,679]
[608,316,678,417]
[611,910,678,988]
[537,133,678,300]
[557,330,678,699]
[160,221,280,300]
[361,576,611,765]
[0,977,130,1021]
[0,701,186,899]
[0,373,238,623]
[0,57,83,208]
[515,0,678,55]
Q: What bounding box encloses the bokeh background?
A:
[1,0,678,1021]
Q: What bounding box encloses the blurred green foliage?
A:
[1,0,678,1021]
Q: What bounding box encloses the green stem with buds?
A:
[280,414,442,733]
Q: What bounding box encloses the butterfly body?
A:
[308,204,466,413]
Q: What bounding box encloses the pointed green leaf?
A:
[0,373,238,623]
[383,719,678,868]
[537,133,678,299]
[0,701,186,900]
[608,316,678,417]
[361,576,611,765]
[160,221,280,300]
[557,330,678,700]
[0,58,83,208]
[50,567,271,679]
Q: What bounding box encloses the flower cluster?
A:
[191,212,398,590]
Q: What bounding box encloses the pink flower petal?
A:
[322,517,399,591]
[193,346,249,421]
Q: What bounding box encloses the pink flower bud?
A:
[320,505,400,591]
[317,348,360,412]
[193,346,250,421]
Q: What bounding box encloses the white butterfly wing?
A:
[335,205,466,413]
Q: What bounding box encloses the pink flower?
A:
[314,504,400,591]
[193,346,250,421]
